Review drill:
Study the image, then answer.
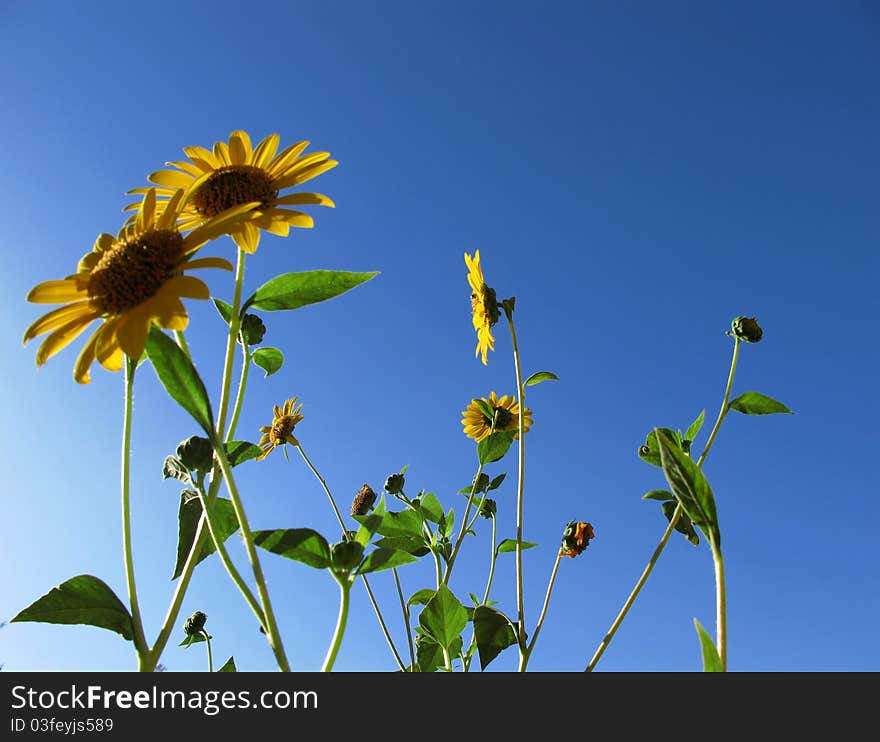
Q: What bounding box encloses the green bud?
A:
[479,498,496,519]
[184,610,207,636]
[331,540,365,572]
[176,436,214,473]
[239,313,266,346]
[384,473,405,494]
[730,316,762,343]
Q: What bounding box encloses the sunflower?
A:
[256,398,305,461]
[461,391,533,442]
[559,521,595,558]
[465,250,500,365]
[23,189,253,384]
[128,130,337,254]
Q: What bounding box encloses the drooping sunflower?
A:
[465,250,500,365]
[128,130,337,254]
[559,521,595,558]
[461,391,533,442]
[256,398,305,461]
[23,189,253,384]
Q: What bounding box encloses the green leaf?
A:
[253,528,331,569]
[473,606,517,670]
[213,298,233,324]
[655,429,720,548]
[217,656,237,672]
[145,327,215,435]
[173,491,239,579]
[488,473,507,490]
[478,431,517,464]
[496,539,539,554]
[524,371,559,387]
[417,492,444,523]
[225,441,262,467]
[356,548,418,575]
[729,392,792,415]
[418,584,468,651]
[179,632,211,647]
[694,619,724,672]
[661,501,700,546]
[685,409,706,443]
[642,489,674,502]
[252,347,284,377]
[473,398,495,422]
[374,508,425,539]
[243,270,379,312]
[408,589,436,608]
[442,508,455,538]
[162,456,190,484]
[638,427,679,467]
[374,536,430,557]
[12,575,133,641]
[416,636,444,673]
[354,515,385,548]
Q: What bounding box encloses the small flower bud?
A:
[351,484,378,516]
[559,521,595,558]
[239,313,266,346]
[730,316,762,343]
[184,610,207,636]
[384,473,405,494]
[479,498,496,519]
[331,540,365,571]
[176,436,214,473]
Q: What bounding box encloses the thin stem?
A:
[442,463,484,584]
[393,568,416,670]
[297,443,406,671]
[215,442,290,672]
[226,341,251,441]
[522,553,563,670]
[712,542,727,670]
[482,515,498,605]
[203,631,214,673]
[121,358,148,661]
[216,248,247,437]
[585,337,742,672]
[321,578,351,672]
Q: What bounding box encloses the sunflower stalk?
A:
[521,553,563,670]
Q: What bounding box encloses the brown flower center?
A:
[190,165,278,217]
[271,414,297,443]
[492,406,514,429]
[88,230,184,314]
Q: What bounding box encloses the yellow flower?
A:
[128,130,337,254]
[559,521,595,558]
[465,250,499,365]
[461,391,533,442]
[257,398,305,460]
[23,189,251,384]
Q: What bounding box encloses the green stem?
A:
[203,631,214,673]
[482,515,498,605]
[214,440,290,671]
[521,552,562,670]
[711,542,727,670]
[216,248,247,437]
[297,443,406,671]
[321,578,351,672]
[121,358,148,663]
[504,307,528,652]
[584,337,742,672]
[442,463,484,584]
[225,340,251,441]
[393,568,415,671]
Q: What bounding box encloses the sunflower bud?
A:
[351,484,378,516]
[331,540,364,572]
[384,473,405,494]
[184,610,207,636]
[559,521,595,558]
[239,313,266,346]
[176,436,214,473]
[730,316,762,343]
[479,498,497,519]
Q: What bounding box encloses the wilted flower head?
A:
[559,521,595,558]
[351,483,378,516]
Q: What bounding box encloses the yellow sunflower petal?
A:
[158,275,210,300]
[182,145,219,170]
[73,329,102,384]
[273,404,282,417]
[229,130,252,164]
[115,305,152,359]
[166,160,203,177]
[252,133,280,168]
[267,140,310,177]
[213,141,231,166]
[153,296,189,331]
[275,192,335,208]
[183,256,234,271]
[136,189,156,232]
[232,222,261,253]
[274,159,338,190]
[148,169,195,190]
[23,302,96,344]
[95,318,124,371]
[34,314,99,366]
[263,209,314,228]
[27,279,88,304]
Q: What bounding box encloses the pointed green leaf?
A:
[442,508,455,538]
[162,456,190,484]
[416,636,444,673]
[729,392,792,415]
[418,584,468,651]
[694,619,724,672]
[638,427,679,467]
[417,492,444,523]
[213,298,233,324]
[473,606,517,670]
[145,327,215,435]
[473,398,495,422]
[12,576,133,641]
[497,539,539,554]
[173,491,239,579]
[217,656,237,672]
[243,270,379,312]
[642,489,674,502]
[488,473,507,490]
[661,500,700,546]
[356,548,418,574]
[225,441,262,467]
[374,536,430,557]
[478,430,517,464]
[524,371,559,387]
[179,632,211,647]
[252,347,284,377]
[354,516,384,548]
[408,589,436,608]
[253,528,331,569]
[685,409,706,443]
[374,508,425,539]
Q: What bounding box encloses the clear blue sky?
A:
[1,1,877,672]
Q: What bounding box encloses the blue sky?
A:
[1,1,877,672]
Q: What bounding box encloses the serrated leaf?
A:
[729,392,792,415]
[418,492,444,523]
[243,270,379,312]
[496,539,539,554]
[213,298,233,324]
[524,371,559,386]
[418,584,468,651]
[12,575,133,641]
[478,430,516,464]
[252,347,283,377]
[173,491,239,579]
[488,473,507,490]
[253,528,331,569]
[473,606,517,670]
[374,508,425,539]
[217,656,236,672]
[356,548,418,575]
[685,409,706,443]
[694,619,723,672]
[145,327,215,435]
[225,441,262,467]
[163,456,190,483]
[642,489,674,502]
